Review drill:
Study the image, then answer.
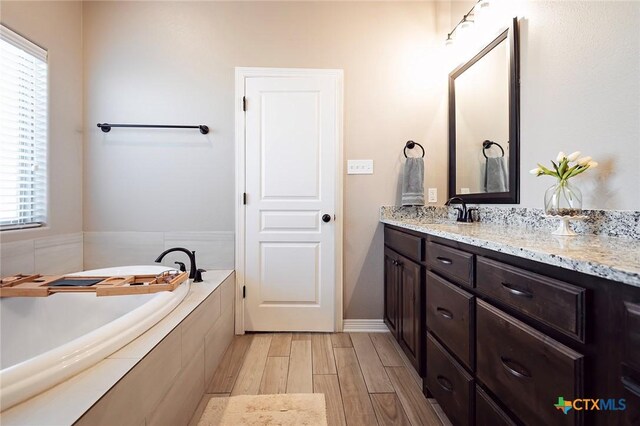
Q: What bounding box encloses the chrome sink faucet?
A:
[155,247,205,282]
[445,197,478,223]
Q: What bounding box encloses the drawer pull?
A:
[622,376,640,398]
[436,257,453,265]
[436,375,454,392]
[501,282,533,298]
[500,356,531,379]
[436,307,454,320]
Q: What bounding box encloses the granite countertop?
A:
[381,217,640,288]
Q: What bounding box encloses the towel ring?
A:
[482,140,505,159]
[404,140,425,158]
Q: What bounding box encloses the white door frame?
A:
[234,67,344,334]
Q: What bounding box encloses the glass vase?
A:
[544,179,583,216]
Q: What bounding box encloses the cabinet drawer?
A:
[426,333,473,426]
[385,227,423,262]
[476,386,517,426]
[622,300,640,425]
[623,301,640,372]
[477,257,586,341]
[477,300,583,426]
[427,241,474,287]
[426,271,474,369]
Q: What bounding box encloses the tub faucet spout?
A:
[154,247,203,282]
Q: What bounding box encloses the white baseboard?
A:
[342,319,389,333]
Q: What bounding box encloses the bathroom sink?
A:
[425,219,474,225]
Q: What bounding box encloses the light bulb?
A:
[460,15,474,31]
[445,34,454,47]
[474,0,489,23]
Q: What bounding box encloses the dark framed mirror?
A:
[448,17,520,203]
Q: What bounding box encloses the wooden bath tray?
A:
[0,271,188,298]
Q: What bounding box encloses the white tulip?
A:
[587,161,598,168]
[529,167,541,175]
[567,151,581,162]
[577,156,592,166]
[556,151,566,162]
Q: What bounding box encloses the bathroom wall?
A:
[82,1,444,319]
[0,1,84,275]
[442,0,640,209]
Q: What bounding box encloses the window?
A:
[0,25,48,230]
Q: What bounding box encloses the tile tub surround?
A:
[0,270,235,426]
[0,233,84,277]
[381,206,640,240]
[0,231,234,278]
[83,231,234,270]
[381,213,640,288]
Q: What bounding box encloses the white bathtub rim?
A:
[0,281,189,411]
[0,266,190,412]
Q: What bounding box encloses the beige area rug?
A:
[197,393,328,426]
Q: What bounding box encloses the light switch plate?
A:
[347,159,374,175]
[428,188,437,203]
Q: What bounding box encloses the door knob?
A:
[322,214,331,223]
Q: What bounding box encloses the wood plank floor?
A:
[191,332,450,426]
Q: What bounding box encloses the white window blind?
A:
[0,25,48,230]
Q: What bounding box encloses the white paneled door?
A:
[240,69,342,331]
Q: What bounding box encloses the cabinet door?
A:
[399,254,423,374]
[384,248,400,338]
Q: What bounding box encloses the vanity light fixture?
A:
[445,0,488,46]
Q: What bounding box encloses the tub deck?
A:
[0,270,234,426]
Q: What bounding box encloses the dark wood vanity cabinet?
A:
[384,228,424,375]
[383,224,640,426]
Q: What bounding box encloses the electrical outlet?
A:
[347,160,374,175]
[461,188,471,194]
[428,188,437,203]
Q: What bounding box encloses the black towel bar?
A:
[404,140,425,158]
[97,123,209,134]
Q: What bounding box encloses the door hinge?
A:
[242,96,246,112]
[242,285,246,298]
[243,192,247,205]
